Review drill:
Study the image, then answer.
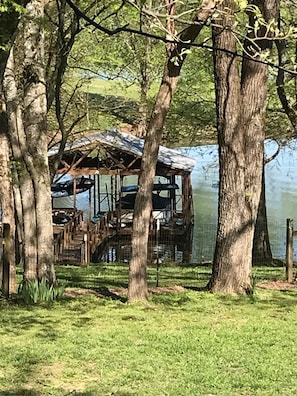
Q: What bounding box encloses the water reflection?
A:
[93,227,194,264]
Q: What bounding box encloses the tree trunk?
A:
[134,78,150,138]
[23,0,55,282]
[208,0,248,293]
[0,113,16,294]
[128,0,216,302]
[208,0,279,294]
[252,163,273,264]
[3,48,38,281]
[3,0,56,284]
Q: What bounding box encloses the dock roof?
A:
[49,129,196,174]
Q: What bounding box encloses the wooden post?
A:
[93,175,97,218]
[83,233,88,265]
[156,219,160,287]
[2,223,11,297]
[73,176,77,211]
[87,180,92,265]
[286,218,294,282]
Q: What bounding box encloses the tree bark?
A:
[208,0,279,294]
[4,48,38,281]
[23,0,55,282]
[3,0,56,284]
[252,163,273,264]
[128,0,216,302]
[0,113,16,294]
[253,143,281,265]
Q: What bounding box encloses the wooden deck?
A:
[53,208,193,265]
[53,209,117,264]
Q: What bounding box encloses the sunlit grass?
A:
[83,77,140,99]
[1,263,297,396]
[72,76,159,100]
[55,262,212,291]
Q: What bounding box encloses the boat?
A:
[51,176,95,198]
[116,184,177,226]
[121,183,179,193]
[119,192,171,210]
[52,211,71,225]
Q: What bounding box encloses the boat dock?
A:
[50,130,197,264]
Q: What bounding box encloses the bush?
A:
[18,278,65,304]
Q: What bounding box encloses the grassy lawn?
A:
[75,77,159,100]
[1,263,297,396]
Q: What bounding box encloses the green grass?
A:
[75,77,159,100]
[83,77,140,99]
[1,263,296,396]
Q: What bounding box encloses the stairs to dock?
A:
[53,209,116,265]
[57,230,86,264]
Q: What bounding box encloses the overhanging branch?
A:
[65,0,297,77]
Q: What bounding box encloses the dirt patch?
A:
[150,285,186,294]
[23,361,99,394]
[257,280,297,291]
[63,285,186,299]
[64,282,297,299]
[63,288,99,298]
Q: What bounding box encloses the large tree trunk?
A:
[23,0,55,282]
[128,0,216,302]
[208,0,279,294]
[0,113,16,294]
[208,0,248,293]
[3,0,55,284]
[253,164,273,264]
[3,48,38,281]
[253,143,281,265]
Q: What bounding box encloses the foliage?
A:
[17,278,65,304]
[60,0,297,143]
[0,0,24,13]
[0,0,26,52]
[63,1,165,135]
[166,47,216,145]
[0,264,297,395]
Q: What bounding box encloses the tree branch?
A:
[64,0,297,77]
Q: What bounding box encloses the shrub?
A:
[18,278,65,304]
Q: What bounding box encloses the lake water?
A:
[53,140,297,263]
[182,139,297,262]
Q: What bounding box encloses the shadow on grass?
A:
[184,285,208,292]
[0,309,64,340]
[0,391,137,396]
[13,263,297,313]
[55,263,129,290]
[73,393,138,396]
[95,286,127,303]
[213,287,297,313]
[0,391,40,396]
